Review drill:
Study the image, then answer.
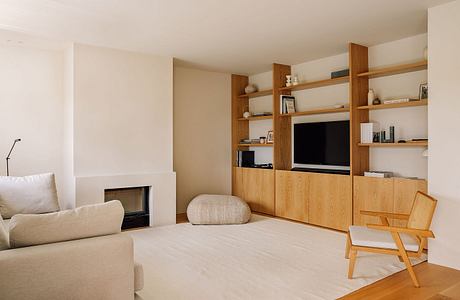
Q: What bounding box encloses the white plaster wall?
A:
[73,44,174,176]
[173,67,231,213]
[0,44,67,207]
[427,0,460,270]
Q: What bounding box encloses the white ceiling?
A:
[0,0,452,74]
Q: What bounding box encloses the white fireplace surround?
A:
[75,172,176,226]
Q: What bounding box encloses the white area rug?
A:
[129,215,425,300]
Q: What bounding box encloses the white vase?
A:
[368,89,375,106]
[286,75,292,87]
[245,84,257,94]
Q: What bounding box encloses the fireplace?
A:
[104,186,150,229]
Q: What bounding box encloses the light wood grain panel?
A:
[241,167,275,215]
[357,60,427,78]
[393,178,428,227]
[308,173,352,231]
[353,176,394,226]
[273,63,292,170]
[275,170,309,223]
[232,167,245,199]
[349,43,369,176]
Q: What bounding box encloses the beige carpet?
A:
[129,215,425,300]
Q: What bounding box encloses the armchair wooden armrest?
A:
[367,224,435,238]
[360,210,410,220]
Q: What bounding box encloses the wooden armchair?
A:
[345,191,437,287]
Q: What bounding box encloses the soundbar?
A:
[291,167,350,175]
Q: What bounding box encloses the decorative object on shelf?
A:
[360,123,378,144]
[423,47,428,60]
[372,98,381,105]
[266,130,274,143]
[280,95,296,114]
[419,83,428,99]
[380,130,386,143]
[331,68,349,79]
[367,89,376,106]
[285,75,292,87]
[243,111,251,119]
[373,132,380,143]
[292,76,299,86]
[5,138,21,176]
[244,84,258,94]
[389,126,395,143]
[422,148,428,157]
[259,137,266,144]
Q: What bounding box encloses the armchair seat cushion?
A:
[349,225,419,252]
[187,194,251,225]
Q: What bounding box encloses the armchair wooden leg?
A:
[345,232,351,259]
[348,249,357,279]
[397,255,404,262]
[391,232,420,288]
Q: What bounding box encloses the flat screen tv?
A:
[293,120,350,170]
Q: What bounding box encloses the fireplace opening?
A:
[104,186,150,229]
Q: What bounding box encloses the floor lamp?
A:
[6,138,21,176]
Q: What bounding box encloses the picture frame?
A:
[419,83,428,99]
[280,95,296,114]
[266,130,274,143]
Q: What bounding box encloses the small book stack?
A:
[280,95,296,114]
[364,171,393,178]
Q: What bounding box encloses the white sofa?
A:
[0,233,142,300]
[0,173,143,300]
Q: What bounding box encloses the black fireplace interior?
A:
[104,186,150,229]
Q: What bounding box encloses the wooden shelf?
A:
[237,115,273,121]
[357,60,427,79]
[238,143,274,147]
[279,76,349,92]
[358,99,428,110]
[238,89,273,99]
[358,142,428,147]
[280,107,349,117]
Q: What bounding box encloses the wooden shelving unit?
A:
[359,142,428,147]
[237,115,273,121]
[238,89,273,99]
[237,143,273,147]
[231,43,428,231]
[279,107,349,117]
[358,99,428,110]
[279,76,349,92]
[357,60,427,79]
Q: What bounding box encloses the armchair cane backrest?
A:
[407,192,437,230]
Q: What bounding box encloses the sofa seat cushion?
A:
[349,225,419,252]
[0,173,60,219]
[9,200,124,248]
[134,262,144,292]
[187,194,251,225]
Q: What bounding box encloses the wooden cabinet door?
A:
[232,167,244,199]
[275,171,309,223]
[309,173,352,231]
[353,176,393,226]
[242,168,275,215]
[393,178,427,227]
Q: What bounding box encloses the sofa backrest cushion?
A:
[9,200,124,248]
[0,213,9,250]
[0,173,60,219]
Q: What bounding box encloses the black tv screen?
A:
[294,120,350,167]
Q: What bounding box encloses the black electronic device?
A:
[237,150,255,167]
[293,120,350,170]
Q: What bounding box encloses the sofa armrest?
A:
[0,234,134,300]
